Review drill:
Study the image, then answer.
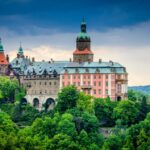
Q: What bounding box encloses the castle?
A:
[0,21,128,110]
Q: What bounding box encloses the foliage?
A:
[56,85,79,113]
[0,76,25,103]
[113,100,139,126]
[94,98,117,127]
[77,92,94,114]
[0,84,150,149]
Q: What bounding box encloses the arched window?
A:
[33,98,39,108]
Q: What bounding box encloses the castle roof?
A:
[73,48,93,55]
[0,53,8,65]
[60,61,126,74]
[20,60,126,76]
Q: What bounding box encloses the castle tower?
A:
[0,38,9,75]
[73,20,94,62]
[17,43,24,58]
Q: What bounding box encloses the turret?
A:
[73,19,94,63]
[17,42,24,57]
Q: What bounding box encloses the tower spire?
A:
[0,38,4,52]
[81,18,86,33]
[18,42,24,56]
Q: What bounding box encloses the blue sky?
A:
[0,0,150,85]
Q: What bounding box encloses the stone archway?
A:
[20,98,27,105]
[117,96,121,101]
[33,98,40,108]
[45,98,55,111]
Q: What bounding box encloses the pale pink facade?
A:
[60,72,128,101]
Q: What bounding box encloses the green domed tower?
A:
[73,19,94,62]
[76,19,91,50]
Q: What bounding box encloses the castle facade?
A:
[0,21,128,110]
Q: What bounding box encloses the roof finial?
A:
[18,41,24,56]
[82,17,85,23]
[0,38,4,52]
[81,17,86,33]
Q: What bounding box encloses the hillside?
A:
[129,85,150,94]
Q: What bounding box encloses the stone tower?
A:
[0,38,9,75]
[73,20,94,62]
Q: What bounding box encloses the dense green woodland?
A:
[0,76,150,150]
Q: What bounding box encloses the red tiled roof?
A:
[73,48,93,55]
[0,52,8,65]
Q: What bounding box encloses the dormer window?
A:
[96,68,100,73]
[85,68,89,73]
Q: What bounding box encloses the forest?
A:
[0,76,150,150]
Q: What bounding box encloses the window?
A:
[99,75,101,79]
[78,75,80,79]
[62,75,64,79]
[73,75,76,79]
[106,89,108,95]
[62,82,64,87]
[98,89,101,94]
[88,75,90,79]
[84,75,86,79]
[94,90,96,94]
[68,82,70,85]
[106,82,108,87]
[45,82,47,85]
[68,75,70,79]
[73,82,76,86]
[49,82,51,85]
[78,82,80,86]
[106,75,108,79]
[98,82,101,86]
[94,75,96,79]
[88,81,90,86]
[88,89,90,94]
[83,81,86,85]
[94,81,96,86]
[118,84,121,93]
[39,82,41,85]
[54,82,57,85]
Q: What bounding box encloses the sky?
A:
[0,0,150,86]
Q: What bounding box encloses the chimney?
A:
[6,54,9,63]
[32,57,35,62]
[109,60,114,66]
[17,53,20,58]
[99,59,102,63]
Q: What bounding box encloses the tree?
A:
[45,133,79,150]
[113,100,139,126]
[94,98,117,127]
[56,113,77,137]
[77,92,94,114]
[138,96,150,121]
[56,85,79,113]
[123,113,150,150]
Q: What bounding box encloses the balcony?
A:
[81,85,92,89]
